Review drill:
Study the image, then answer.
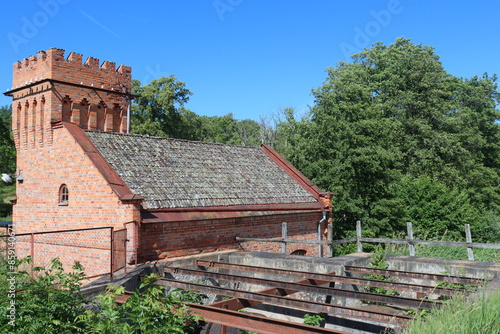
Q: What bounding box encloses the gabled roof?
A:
[84,131,319,210]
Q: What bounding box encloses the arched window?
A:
[291,249,307,256]
[59,184,69,206]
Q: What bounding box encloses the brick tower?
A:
[4,49,134,234]
[6,48,132,150]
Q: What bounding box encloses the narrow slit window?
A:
[59,184,69,205]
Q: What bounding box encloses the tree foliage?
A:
[0,105,16,219]
[131,76,195,139]
[278,38,500,242]
[0,257,87,333]
[0,105,15,174]
[131,77,263,146]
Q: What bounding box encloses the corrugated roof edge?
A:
[62,122,145,202]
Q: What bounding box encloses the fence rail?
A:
[236,221,500,261]
[0,226,127,281]
[352,221,500,261]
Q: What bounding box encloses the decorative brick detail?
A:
[10,48,132,150]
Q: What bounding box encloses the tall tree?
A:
[281,38,500,241]
[195,114,260,146]
[131,76,196,139]
[130,78,263,146]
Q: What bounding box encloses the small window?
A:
[59,184,68,206]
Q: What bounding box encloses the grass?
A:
[384,242,500,263]
[403,289,500,334]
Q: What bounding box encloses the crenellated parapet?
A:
[12,48,131,92]
[6,48,133,150]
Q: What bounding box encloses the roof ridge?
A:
[84,130,261,149]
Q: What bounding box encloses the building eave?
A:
[141,203,323,223]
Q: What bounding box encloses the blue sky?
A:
[1,0,499,121]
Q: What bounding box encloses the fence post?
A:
[30,233,34,277]
[124,228,128,275]
[282,222,287,254]
[465,224,474,261]
[110,227,114,282]
[356,221,362,253]
[407,222,415,256]
[327,223,333,257]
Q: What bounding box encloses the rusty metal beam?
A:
[164,267,441,309]
[187,303,347,334]
[115,291,346,334]
[196,260,459,296]
[344,266,484,286]
[157,279,412,327]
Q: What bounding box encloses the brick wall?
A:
[138,211,327,261]
[13,125,140,234]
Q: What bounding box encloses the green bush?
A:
[76,274,202,333]
[0,257,203,333]
[0,257,87,333]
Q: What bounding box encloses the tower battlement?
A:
[8,48,132,150]
[12,48,132,92]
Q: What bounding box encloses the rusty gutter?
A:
[145,202,323,212]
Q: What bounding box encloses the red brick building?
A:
[5,49,332,273]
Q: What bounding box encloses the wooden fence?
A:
[236,221,500,261]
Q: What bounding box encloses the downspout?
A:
[318,211,327,257]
